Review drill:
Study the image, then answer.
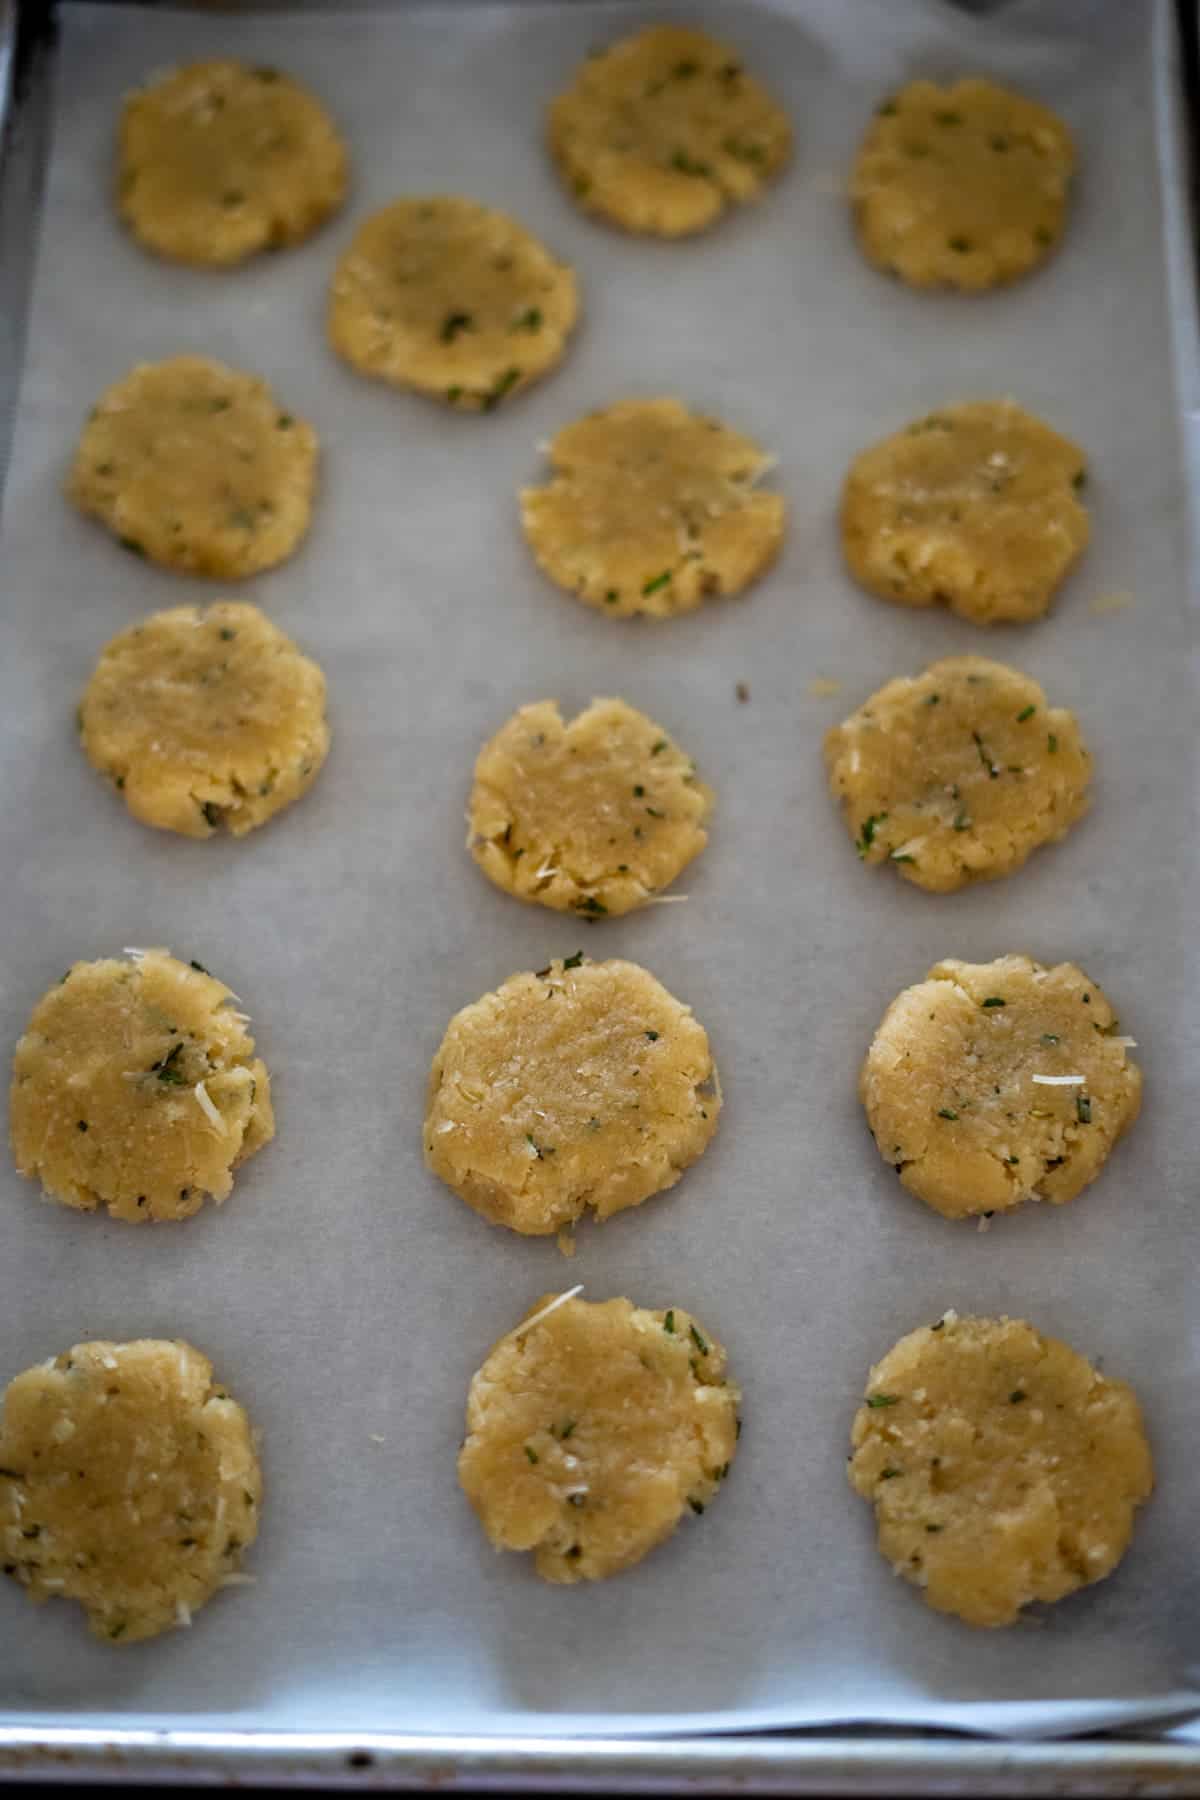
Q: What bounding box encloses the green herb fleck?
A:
[645,1029,660,1041]
[642,570,672,596]
[1041,1032,1059,1045]
[108,1622,127,1640]
[574,895,608,916]
[866,1393,900,1409]
[925,1523,943,1533]
[948,235,971,253]
[663,1310,676,1335]
[276,413,293,430]
[446,386,463,404]
[559,1421,576,1440]
[219,627,236,641]
[857,812,887,858]
[688,1497,705,1515]
[524,1445,538,1464]
[483,367,521,411]
[1072,468,1087,491]
[981,997,1006,1009]
[151,1041,187,1085]
[689,1324,709,1356]
[645,806,665,819]
[1009,1389,1026,1404]
[563,951,584,971]
[512,307,543,333]
[201,801,221,828]
[440,310,473,343]
[1076,1094,1092,1124]
[77,1120,88,1133]
[1016,705,1036,722]
[952,811,971,832]
[604,589,619,605]
[880,1467,902,1480]
[937,1108,958,1121]
[669,149,712,176]
[651,739,667,755]
[889,850,915,865]
[1047,733,1059,753]
[118,536,145,558]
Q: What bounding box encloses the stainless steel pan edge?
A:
[0,0,1198,1788]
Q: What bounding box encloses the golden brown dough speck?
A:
[9,950,274,1223]
[824,655,1091,892]
[1,1338,262,1642]
[118,59,348,266]
[67,356,318,578]
[841,400,1089,625]
[467,697,711,915]
[861,956,1142,1220]
[459,1293,740,1582]
[327,196,579,409]
[851,78,1075,290]
[79,601,330,839]
[521,397,785,617]
[849,1314,1153,1627]
[424,957,720,1236]
[549,25,791,237]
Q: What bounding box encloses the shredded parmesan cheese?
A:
[193,1080,226,1132]
[1030,1073,1085,1086]
[509,1285,583,1339]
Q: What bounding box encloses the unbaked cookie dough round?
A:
[841,400,1089,625]
[80,601,330,839]
[861,956,1142,1220]
[459,1291,740,1583]
[118,59,348,267]
[67,356,318,578]
[424,957,720,1236]
[548,25,791,237]
[327,196,579,410]
[851,78,1075,291]
[10,950,274,1224]
[0,1338,262,1643]
[824,655,1091,893]
[467,698,711,915]
[848,1313,1153,1627]
[520,397,785,618]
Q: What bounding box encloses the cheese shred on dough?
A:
[10,950,274,1223]
[424,957,720,1235]
[0,1339,262,1643]
[460,1293,740,1582]
[849,1314,1152,1627]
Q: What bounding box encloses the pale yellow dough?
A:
[841,401,1089,625]
[0,1339,261,1643]
[10,951,273,1223]
[824,655,1091,892]
[548,25,791,237]
[459,1293,739,1583]
[67,356,318,578]
[861,957,1142,1220]
[468,698,711,915]
[521,397,785,618]
[851,78,1075,290]
[80,601,330,839]
[118,59,348,267]
[848,1314,1153,1628]
[424,957,720,1236]
[328,197,579,410]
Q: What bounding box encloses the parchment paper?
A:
[0,0,1197,1741]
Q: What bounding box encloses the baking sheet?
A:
[0,0,1197,1744]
